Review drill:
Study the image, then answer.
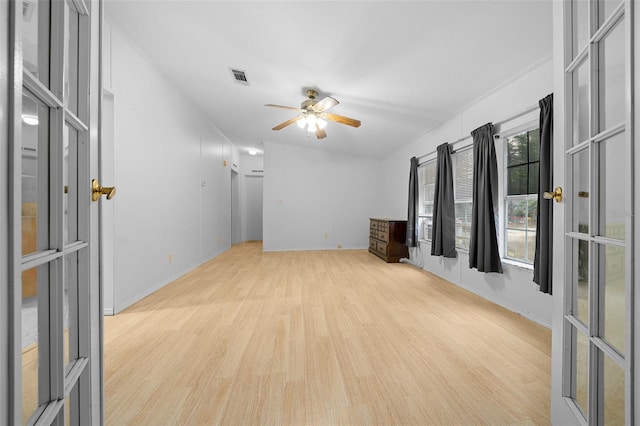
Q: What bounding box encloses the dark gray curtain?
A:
[406,156,419,247]
[431,143,457,257]
[534,94,554,294]
[468,123,502,273]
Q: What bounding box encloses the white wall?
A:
[105,22,233,313]
[263,142,382,251]
[378,58,554,327]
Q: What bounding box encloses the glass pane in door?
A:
[598,18,625,131]
[22,0,50,85]
[22,264,49,425]
[571,0,589,59]
[573,328,589,419]
[64,3,80,115]
[572,149,589,234]
[598,0,623,28]
[600,244,625,354]
[63,124,79,245]
[571,238,589,325]
[64,251,79,371]
[603,353,625,425]
[572,60,590,145]
[22,91,50,256]
[598,132,626,240]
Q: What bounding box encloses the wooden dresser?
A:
[369,218,409,263]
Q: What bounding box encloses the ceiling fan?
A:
[265,89,361,139]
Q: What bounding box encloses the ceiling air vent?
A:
[229,67,249,86]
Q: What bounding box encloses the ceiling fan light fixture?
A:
[296,115,306,129]
[316,117,327,129]
[306,114,318,132]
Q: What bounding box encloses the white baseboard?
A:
[111,248,229,315]
[103,308,114,316]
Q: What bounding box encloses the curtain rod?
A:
[416,103,540,162]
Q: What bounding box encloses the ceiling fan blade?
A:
[265,104,304,112]
[323,112,361,128]
[316,127,327,139]
[311,96,339,113]
[272,116,302,131]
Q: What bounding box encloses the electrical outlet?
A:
[168,253,173,263]
[337,244,342,249]
[324,233,328,239]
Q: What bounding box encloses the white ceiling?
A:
[105,0,552,159]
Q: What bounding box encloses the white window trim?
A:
[417,159,436,242]
[499,119,540,266]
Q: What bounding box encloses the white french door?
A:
[9,0,103,424]
[553,0,634,424]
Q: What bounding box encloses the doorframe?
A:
[1,2,11,422]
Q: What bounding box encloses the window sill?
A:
[501,258,534,271]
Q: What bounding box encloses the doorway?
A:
[231,170,241,245]
[245,175,263,241]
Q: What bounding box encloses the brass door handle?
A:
[92,179,116,202]
[543,186,563,203]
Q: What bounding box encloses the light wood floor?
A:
[104,242,551,425]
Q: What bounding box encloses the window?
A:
[453,148,473,250]
[504,128,539,263]
[418,160,436,241]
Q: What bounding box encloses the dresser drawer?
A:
[369,238,377,250]
[370,220,378,231]
[377,230,389,243]
[376,240,388,255]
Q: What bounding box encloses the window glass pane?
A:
[573,59,590,145]
[507,165,528,196]
[528,163,539,194]
[507,133,528,166]
[571,238,589,325]
[64,125,80,245]
[598,18,625,132]
[454,202,472,250]
[572,149,589,234]
[454,149,473,200]
[598,0,623,28]
[573,329,589,419]
[527,198,538,231]
[528,129,540,162]
[64,3,80,114]
[600,244,625,354]
[418,161,436,216]
[603,353,625,425]
[598,132,626,240]
[22,0,50,85]
[22,91,49,256]
[507,199,528,230]
[419,217,432,241]
[22,264,49,424]
[506,229,526,261]
[526,231,536,263]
